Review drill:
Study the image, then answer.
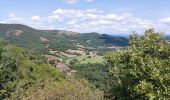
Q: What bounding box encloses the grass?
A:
[66,55,104,64]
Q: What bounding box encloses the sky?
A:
[0,0,170,35]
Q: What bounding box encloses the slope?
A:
[0,23,129,54]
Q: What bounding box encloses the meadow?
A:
[66,55,104,64]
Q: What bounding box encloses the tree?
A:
[105,29,170,99]
[0,45,21,99]
[70,58,79,65]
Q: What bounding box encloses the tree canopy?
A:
[105,29,170,99]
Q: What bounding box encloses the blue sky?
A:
[0,0,170,34]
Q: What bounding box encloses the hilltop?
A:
[0,23,129,54]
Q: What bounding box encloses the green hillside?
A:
[0,24,129,99]
[0,23,129,54]
[0,24,50,53]
[1,27,170,100]
[0,41,103,99]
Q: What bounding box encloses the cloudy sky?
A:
[0,0,170,34]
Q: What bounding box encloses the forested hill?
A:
[0,23,49,53]
[0,23,129,53]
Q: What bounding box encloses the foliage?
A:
[0,24,128,54]
[105,29,170,99]
[0,24,49,53]
[0,41,103,100]
[0,43,23,99]
[66,55,104,64]
[70,63,110,97]
[9,78,104,100]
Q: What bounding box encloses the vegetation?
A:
[9,78,103,100]
[0,24,49,53]
[0,24,128,54]
[0,41,103,100]
[105,29,170,99]
[1,23,170,99]
[69,63,110,97]
[66,55,104,64]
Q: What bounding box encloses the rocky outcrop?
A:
[6,28,23,36]
[44,55,77,77]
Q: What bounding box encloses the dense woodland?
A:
[0,24,170,100]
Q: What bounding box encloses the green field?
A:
[66,55,104,64]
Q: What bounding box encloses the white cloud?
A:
[48,26,55,30]
[105,14,117,20]
[159,17,170,23]
[31,16,41,22]
[63,0,94,4]
[85,0,94,2]
[9,14,16,18]
[8,14,23,20]
[67,20,77,25]
[4,14,44,29]
[63,0,79,4]
[154,17,170,33]
[50,8,103,20]
[48,15,60,21]
[47,8,152,33]
[4,8,170,34]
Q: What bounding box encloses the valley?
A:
[1,0,170,99]
[0,24,129,98]
[0,23,129,74]
[0,24,170,100]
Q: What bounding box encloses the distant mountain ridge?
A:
[0,23,129,53]
[42,30,78,35]
[100,34,128,46]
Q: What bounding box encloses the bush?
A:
[9,78,104,100]
[0,46,22,99]
[69,58,79,65]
